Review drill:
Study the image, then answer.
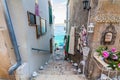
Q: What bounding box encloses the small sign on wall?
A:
[101,24,117,45]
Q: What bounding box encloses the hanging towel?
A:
[82,27,87,46]
[77,32,82,51]
[82,27,87,36]
[68,27,75,55]
[77,37,81,51]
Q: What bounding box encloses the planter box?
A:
[93,52,109,69]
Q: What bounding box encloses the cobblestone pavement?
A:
[33,50,87,80]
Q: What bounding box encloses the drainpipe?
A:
[1,0,21,75]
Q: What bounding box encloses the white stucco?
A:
[6,0,53,79]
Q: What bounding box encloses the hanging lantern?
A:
[83,0,88,9]
[83,0,91,10]
[87,23,94,33]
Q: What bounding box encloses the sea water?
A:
[54,25,65,49]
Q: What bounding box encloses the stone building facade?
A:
[66,0,89,64]
[66,0,120,79]
[88,0,120,79]
[66,0,89,34]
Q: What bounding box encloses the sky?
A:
[52,0,67,25]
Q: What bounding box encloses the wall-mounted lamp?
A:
[83,0,91,10]
[87,23,94,33]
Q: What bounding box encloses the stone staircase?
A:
[32,50,88,80]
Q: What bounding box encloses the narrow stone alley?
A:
[32,50,87,80]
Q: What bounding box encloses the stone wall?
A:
[89,0,120,51]
[87,0,120,79]
[68,0,89,30]
[67,0,89,63]
[67,0,120,79]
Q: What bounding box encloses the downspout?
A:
[1,0,21,75]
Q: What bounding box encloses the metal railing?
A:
[32,48,50,53]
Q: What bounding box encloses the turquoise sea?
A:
[54,26,65,48]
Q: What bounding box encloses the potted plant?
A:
[96,46,120,70]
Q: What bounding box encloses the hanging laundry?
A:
[68,27,75,55]
[81,25,87,46]
[78,32,83,53]
[82,25,87,36]
[77,34,83,53]
[77,37,80,51]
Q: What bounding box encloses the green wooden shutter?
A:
[49,5,53,24]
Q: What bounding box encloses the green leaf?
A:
[96,46,106,56]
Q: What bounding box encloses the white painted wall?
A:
[7,0,53,79]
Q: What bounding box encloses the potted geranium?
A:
[96,46,120,70]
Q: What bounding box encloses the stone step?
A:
[33,50,87,80]
[33,75,87,80]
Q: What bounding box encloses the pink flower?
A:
[111,48,117,53]
[118,63,120,68]
[112,54,118,60]
[102,51,109,58]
